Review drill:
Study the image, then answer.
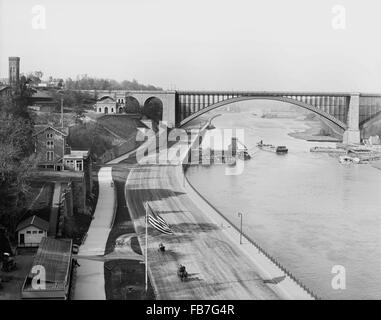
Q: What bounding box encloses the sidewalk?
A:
[73,166,116,300]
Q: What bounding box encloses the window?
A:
[26,231,31,234]
[46,151,54,161]
[46,133,53,139]
[32,231,37,234]
[76,161,83,171]
[46,140,54,149]
[38,230,43,234]
[98,108,101,112]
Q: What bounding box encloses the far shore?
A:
[288,119,341,142]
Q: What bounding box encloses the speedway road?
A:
[125,164,279,300]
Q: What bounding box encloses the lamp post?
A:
[238,212,243,244]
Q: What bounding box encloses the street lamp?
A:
[238,212,243,244]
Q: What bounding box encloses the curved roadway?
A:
[126,164,279,300]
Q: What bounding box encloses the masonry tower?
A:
[8,56,20,87]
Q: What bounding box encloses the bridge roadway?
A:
[125,164,280,300]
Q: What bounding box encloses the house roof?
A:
[16,215,50,232]
[33,125,69,137]
[30,90,55,99]
[0,85,10,92]
[97,95,115,102]
[64,150,89,160]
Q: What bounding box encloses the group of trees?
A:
[64,75,161,91]
[67,123,113,158]
[51,90,96,111]
[0,84,37,232]
[21,71,161,93]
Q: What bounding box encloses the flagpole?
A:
[145,202,148,292]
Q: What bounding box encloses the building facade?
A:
[94,96,117,114]
[33,126,68,171]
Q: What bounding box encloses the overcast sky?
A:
[0,0,380,91]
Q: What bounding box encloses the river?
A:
[184,105,381,299]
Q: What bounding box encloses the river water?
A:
[185,107,381,299]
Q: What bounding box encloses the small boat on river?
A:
[339,155,360,164]
[275,146,288,154]
[257,141,288,154]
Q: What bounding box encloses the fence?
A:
[182,163,321,300]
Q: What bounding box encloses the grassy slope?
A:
[97,115,143,140]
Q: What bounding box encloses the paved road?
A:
[74,167,116,300]
[126,165,279,300]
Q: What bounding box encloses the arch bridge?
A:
[176,91,381,145]
[81,89,381,145]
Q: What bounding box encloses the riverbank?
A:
[372,160,381,170]
[185,111,381,299]
[179,165,316,300]
[288,119,340,142]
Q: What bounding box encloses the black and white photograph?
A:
[0,0,381,308]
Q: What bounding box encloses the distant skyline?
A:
[1,0,380,92]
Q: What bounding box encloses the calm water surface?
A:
[185,111,381,299]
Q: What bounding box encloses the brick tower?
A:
[8,57,20,87]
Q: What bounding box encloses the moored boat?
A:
[310,146,347,154]
[339,155,360,164]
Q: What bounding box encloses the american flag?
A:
[145,203,173,235]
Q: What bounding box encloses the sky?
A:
[0,0,380,91]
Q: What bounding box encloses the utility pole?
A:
[238,212,243,244]
[60,95,64,171]
[61,96,64,128]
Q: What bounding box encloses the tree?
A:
[63,75,162,91]
[51,90,96,112]
[67,123,113,158]
[24,71,43,86]
[0,86,36,233]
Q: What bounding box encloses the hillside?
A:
[97,115,145,140]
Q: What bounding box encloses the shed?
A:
[16,215,49,247]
